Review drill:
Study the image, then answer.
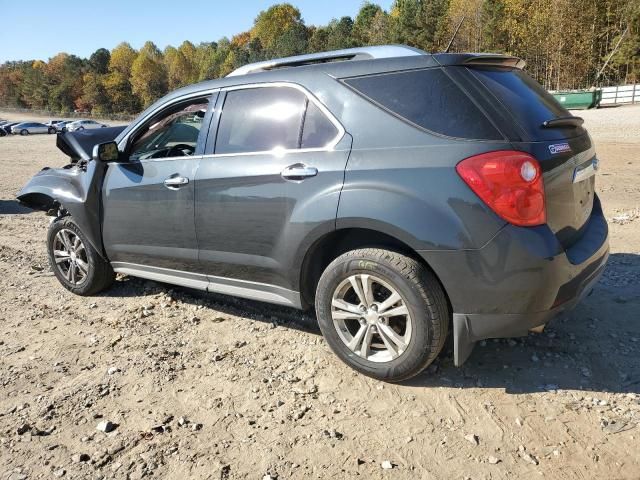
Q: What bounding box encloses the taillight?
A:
[456,150,546,227]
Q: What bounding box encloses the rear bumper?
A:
[420,195,609,366]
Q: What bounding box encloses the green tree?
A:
[79,72,110,114]
[353,3,384,44]
[308,26,330,52]
[417,0,450,51]
[89,48,111,75]
[21,61,48,108]
[390,0,421,46]
[326,17,357,50]
[269,21,308,57]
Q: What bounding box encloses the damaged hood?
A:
[57,126,127,162]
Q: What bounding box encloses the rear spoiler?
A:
[463,55,526,70]
[434,53,526,70]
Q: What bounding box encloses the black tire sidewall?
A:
[316,252,436,382]
[21,129,28,135]
[47,217,103,295]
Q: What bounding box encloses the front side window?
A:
[129,97,210,161]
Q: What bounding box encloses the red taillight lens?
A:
[456,150,546,227]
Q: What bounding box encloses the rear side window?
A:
[344,68,502,140]
[216,87,306,154]
[301,101,339,148]
[470,68,574,141]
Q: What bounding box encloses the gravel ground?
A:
[0,107,639,479]
[577,104,640,145]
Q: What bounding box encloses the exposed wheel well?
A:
[299,228,450,310]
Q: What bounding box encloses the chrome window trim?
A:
[117,88,220,151]
[211,81,346,157]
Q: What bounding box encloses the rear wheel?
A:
[315,248,449,382]
[47,216,115,295]
[48,127,56,134]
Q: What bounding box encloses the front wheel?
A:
[20,129,28,136]
[47,216,115,295]
[315,248,449,382]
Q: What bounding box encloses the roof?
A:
[227,45,426,77]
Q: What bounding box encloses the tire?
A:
[48,127,56,134]
[77,126,84,131]
[315,248,449,382]
[20,129,28,136]
[47,216,115,296]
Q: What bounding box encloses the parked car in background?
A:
[2,122,21,135]
[66,120,108,132]
[44,120,65,132]
[17,45,608,382]
[0,127,6,137]
[11,122,50,135]
[55,121,73,132]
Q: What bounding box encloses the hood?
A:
[57,126,127,162]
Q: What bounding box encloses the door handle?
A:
[163,175,189,189]
[281,164,318,181]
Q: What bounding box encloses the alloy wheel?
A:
[52,228,89,286]
[331,274,412,363]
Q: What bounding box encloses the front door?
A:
[102,93,215,273]
[195,84,350,296]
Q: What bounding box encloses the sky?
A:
[0,0,395,63]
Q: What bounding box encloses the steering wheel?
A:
[166,144,195,157]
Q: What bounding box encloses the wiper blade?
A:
[541,116,584,129]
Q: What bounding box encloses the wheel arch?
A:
[298,226,451,312]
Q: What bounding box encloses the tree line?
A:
[0,0,638,116]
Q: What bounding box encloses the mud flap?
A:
[453,314,476,366]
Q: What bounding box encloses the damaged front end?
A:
[16,126,126,257]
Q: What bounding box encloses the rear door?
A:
[194,83,350,294]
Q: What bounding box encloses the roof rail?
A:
[227,45,426,77]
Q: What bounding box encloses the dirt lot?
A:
[0,106,639,480]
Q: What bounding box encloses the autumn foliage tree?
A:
[1,0,638,115]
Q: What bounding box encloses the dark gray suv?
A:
[18,45,609,381]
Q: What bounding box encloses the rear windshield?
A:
[343,68,503,140]
[469,68,575,141]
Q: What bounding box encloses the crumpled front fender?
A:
[17,160,108,258]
